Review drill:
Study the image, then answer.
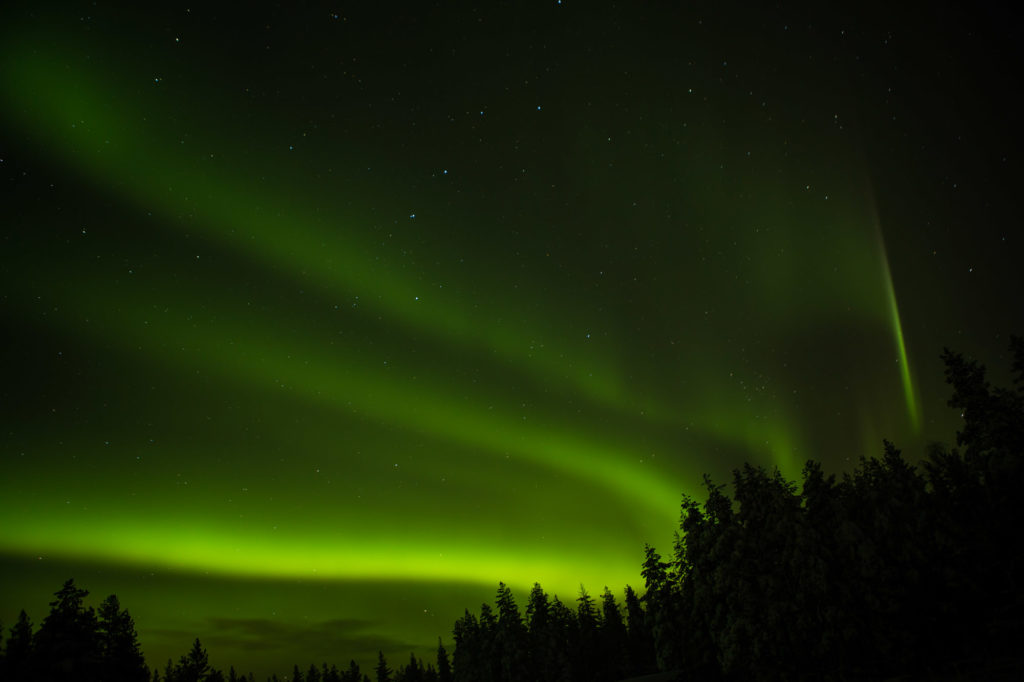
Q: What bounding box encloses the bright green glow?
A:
[0,516,627,593]
[0,17,947,678]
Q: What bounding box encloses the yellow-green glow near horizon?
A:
[0,18,915,598]
[0,514,627,593]
[3,4,1002,677]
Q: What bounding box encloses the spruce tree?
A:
[477,603,499,682]
[402,652,423,682]
[622,585,656,675]
[33,579,101,682]
[451,610,480,682]
[524,584,553,682]
[340,659,359,682]
[98,594,149,682]
[599,587,628,681]
[575,587,603,681]
[435,639,452,682]
[163,657,176,682]
[547,597,575,682]
[177,638,209,682]
[374,651,391,682]
[494,583,527,682]
[6,610,33,680]
[640,541,679,671]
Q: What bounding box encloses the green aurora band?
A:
[0,27,918,582]
[0,13,941,675]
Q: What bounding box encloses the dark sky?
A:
[2,1,1021,678]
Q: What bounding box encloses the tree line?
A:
[451,581,656,682]
[0,580,149,682]
[2,339,1022,680]
[0,583,453,682]
[449,339,1024,680]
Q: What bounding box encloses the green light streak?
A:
[882,256,920,432]
[0,27,922,603]
[0,39,634,420]
[6,258,684,528]
[0,515,632,597]
[867,185,921,433]
[0,34,813,481]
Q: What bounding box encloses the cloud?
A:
[198,616,418,656]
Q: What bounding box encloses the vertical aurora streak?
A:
[867,181,922,433]
[883,260,921,433]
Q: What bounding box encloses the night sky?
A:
[2,1,1022,678]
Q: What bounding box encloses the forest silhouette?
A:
[2,340,1022,681]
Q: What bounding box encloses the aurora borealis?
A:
[2,1,1021,677]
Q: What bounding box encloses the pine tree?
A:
[547,597,575,682]
[177,638,210,682]
[622,585,656,675]
[163,657,176,682]
[494,583,527,682]
[435,639,452,682]
[524,583,553,682]
[575,587,602,682]
[374,651,391,682]
[639,541,678,671]
[33,578,101,682]
[599,587,628,680]
[305,663,321,682]
[339,659,358,682]
[98,594,149,682]
[402,652,423,682]
[451,610,480,682]
[675,488,725,678]
[6,610,33,680]
[477,603,499,682]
